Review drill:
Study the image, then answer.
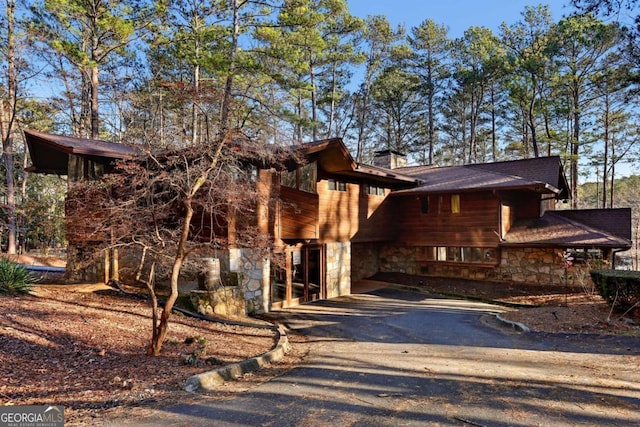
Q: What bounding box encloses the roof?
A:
[24,131,419,188]
[294,138,356,173]
[503,209,632,249]
[467,156,570,199]
[24,130,139,175]
[392,160,563,196]
[294,138,419,188]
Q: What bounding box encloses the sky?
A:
[346,0,638,179]
[346,0,576,37]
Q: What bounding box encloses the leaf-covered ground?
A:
[2,261,638,425]
[0,285,279,425]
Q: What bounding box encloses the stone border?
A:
[495,313,530,333]
[184,324,291,393]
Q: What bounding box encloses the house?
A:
[24,130,633,313]
[357,153,632,287]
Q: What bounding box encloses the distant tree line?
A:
[1,0,639,252]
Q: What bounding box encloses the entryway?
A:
[271,244,325,309]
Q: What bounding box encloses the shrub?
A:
[0,258,35,295]
[590,269,640,311]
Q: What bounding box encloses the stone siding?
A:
[229,248,270,314]
[326,242,351,298]
[351,243,380,281]
[377,245,594,288]
[498,247,594,288]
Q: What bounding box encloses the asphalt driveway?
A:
[108,285,640,426]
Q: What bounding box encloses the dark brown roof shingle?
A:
[503,210,632,249]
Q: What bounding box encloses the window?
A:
[420,196,429,214]
[281,161,317,193]
[68,154,104,182]
[299,162,317,193]
[367,185,385,196]
[328,179,347,192]
[281,169,297,189]
[451,194,460,213]
[565,248,602,264]
[424,246,497,264]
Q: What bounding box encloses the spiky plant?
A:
[0,258,34,294]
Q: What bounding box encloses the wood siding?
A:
[318,180,361,242]
[317,180,393,243]
[501,191,541,219]
[393,191,501,247]
[279,186,319,240]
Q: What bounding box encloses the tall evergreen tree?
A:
[255,0,362,142]
[500,5,555,158]
[28,0,152,138]
[408,19,452,165]
[551,14,621,207]
[352,16,404,162]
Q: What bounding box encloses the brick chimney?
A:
[373,150,407,169]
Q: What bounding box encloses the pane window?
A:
[328,179,347,192]
[426,246,496,264]
[281,161,317,193]
[451,194,460,213]
[420,196,429,214]
[281,169,297,189]
[299,161,317,193]
[68,154,104,181]
[367,185,385,196]
[446,247,460,261]
[424,246,436,260]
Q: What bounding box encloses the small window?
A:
[328,179,347,192]
[451,194,460,213]
[565,248,602,264]
[367,185,385,196]
[420,196,429,214]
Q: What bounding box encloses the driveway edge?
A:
[495,313,530,333]
[184,324,291,393]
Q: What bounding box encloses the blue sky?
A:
[347,0,575,37]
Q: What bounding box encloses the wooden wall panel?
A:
[279,186,319,239]
[393,192,501,247]
[317,181,361,242]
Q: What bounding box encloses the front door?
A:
[271,244,324,309]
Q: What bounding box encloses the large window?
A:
[281,161,317,193]
[68,154,104,182]
[421,246,496,264]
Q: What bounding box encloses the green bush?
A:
[590,269,640,311]
[0,259,35,295]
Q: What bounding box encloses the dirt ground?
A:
[1,256,638,425]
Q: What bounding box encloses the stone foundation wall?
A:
[229,248,270,314]
[326,242,351,298]
[377,245,594,288]
[498,247,594,288]
[351,243,380,281]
